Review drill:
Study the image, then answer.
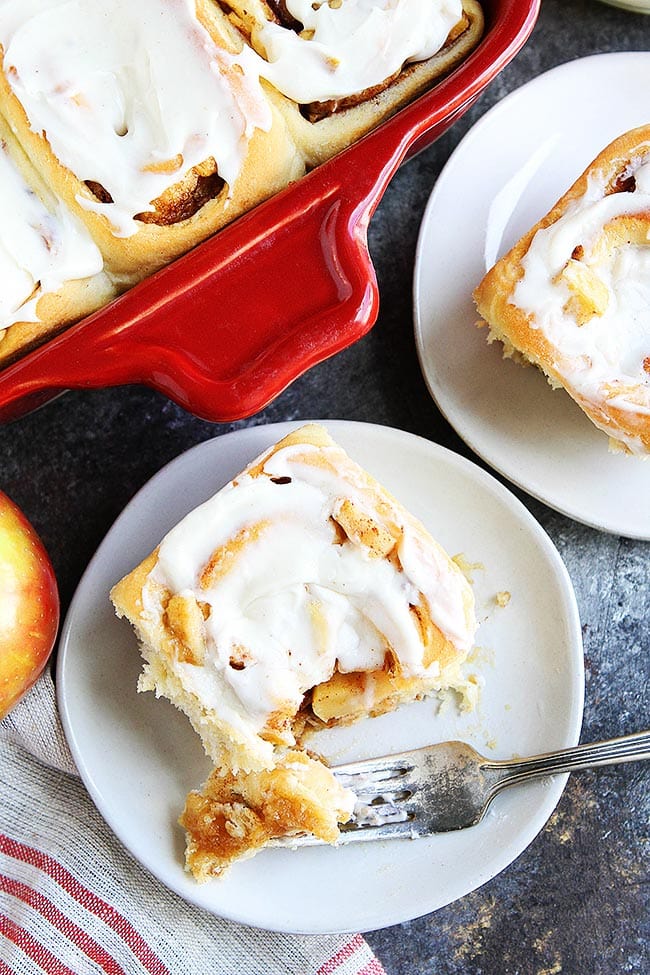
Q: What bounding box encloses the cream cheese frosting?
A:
[246,0,464,104]
[0,136,103,328]
[142,440,475,734]
[514,157,650,421]
[0,0,272,237]
[0,0,469,243]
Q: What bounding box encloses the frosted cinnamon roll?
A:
[0,113,115,366]
[111,424,476,877]
[0,0,304,280]
[217,0,484,166]
[474,126,650,456]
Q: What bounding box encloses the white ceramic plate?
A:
[597,0,650,11]
[57,421,584,934]
[414,52,650,540]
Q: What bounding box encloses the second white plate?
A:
[414,52,650,540]
[57,421,583,934]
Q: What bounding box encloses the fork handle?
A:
[484,730,650,795]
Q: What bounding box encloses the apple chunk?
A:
[0,492,59,718]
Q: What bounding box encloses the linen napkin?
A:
[0,667,386,975]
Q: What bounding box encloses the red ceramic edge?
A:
[0,0,540,424]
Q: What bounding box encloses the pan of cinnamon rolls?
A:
[0,0,538,421]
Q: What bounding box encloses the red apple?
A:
[0,491,59,719]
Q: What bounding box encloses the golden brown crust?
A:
[473,125,650,453]
[110,550,159,624]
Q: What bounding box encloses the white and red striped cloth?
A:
[0,668,386,975]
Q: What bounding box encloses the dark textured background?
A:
[1,1,648,972]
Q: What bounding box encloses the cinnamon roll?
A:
[217,0,484,166]
[474,126,650,455]
[0,0,304,281]
[0,0,485,367]
[111,424,477,877]
[0,112,115,366]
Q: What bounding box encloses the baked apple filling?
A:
[85,160,226,227]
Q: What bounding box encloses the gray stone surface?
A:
[0,0,648,972]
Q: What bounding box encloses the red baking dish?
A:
[0,0,539,424]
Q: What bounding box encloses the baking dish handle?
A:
[0,123,421,424]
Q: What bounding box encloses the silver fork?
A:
[271,730,650,846]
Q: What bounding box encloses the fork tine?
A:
[349,790,414,808]
[332,752,415,777]
[332,754,417,794]
[267,815,418,849]
[334,768,417,794]
[337,818,418,843]
[267,761,420,849]
[335,765,413,784]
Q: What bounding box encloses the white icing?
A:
[514,157,650,422]
[0,137,103,328]
[146,439,475,732]
[0,0,468,245]
[0,0,272,237]
[244,0,465,104]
